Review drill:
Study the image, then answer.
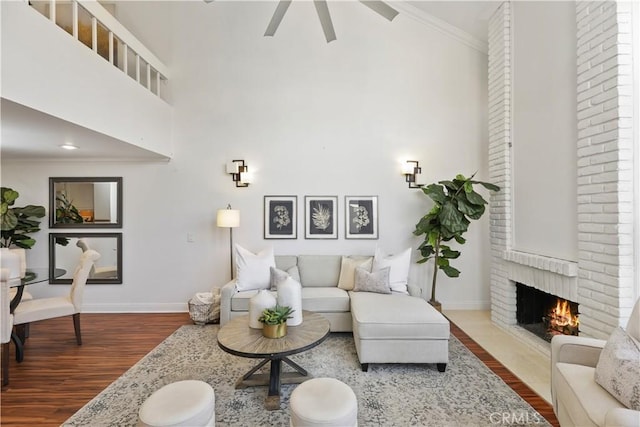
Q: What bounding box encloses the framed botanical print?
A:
[345,196,378,239]
[264,196,297,239]
[305,196,338,239]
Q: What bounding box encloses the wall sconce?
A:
[226,160,253,187]
[402,160,423,188]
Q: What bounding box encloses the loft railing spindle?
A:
[146,64,151,90]
[135,54,140,83]
[91,17,97,52]
[123,44,128,75]
[108,32,114,64]
[49,0,55,22]
[72,1,78,39]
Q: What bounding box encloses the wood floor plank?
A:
[1,313,559,426]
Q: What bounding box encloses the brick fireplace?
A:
[487,2,636,341]
[499,249,580,346]
[516,283,579,342]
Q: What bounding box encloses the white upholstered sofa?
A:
[220,254,450,372]
[550,298,640,427]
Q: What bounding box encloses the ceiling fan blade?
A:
[264,1,293,37]
[313,0,336,43]
[359,1,399,21]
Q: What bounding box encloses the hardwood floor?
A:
[1,313,190,427]
[1,313,558,426]
[450,322,559,427]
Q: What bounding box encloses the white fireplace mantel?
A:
[503,250,578,302]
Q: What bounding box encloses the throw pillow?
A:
[594,326,640,410]
[353,266,391,294]
[337,256,373,291]
[235,245,275,291]
[372,247,411,294]
[269,266,301,291]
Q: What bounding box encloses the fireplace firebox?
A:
[516,283,579,342]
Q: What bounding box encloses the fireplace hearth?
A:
[516,283,579,342]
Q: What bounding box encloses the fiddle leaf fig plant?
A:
[54,192,84,246]
[0,187,46,249]
[413,173,499,307]
[55,192,84,225]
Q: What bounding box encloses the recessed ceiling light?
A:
[60,144,78,150]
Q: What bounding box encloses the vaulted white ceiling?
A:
[1,1,499,161]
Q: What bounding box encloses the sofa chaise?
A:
[220,254,450,371]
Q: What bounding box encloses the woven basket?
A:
[188,289,221,325]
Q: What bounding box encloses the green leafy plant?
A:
[413,173,500,306]
[54,192,84,246]
[258,305,294,325]
[0,187,46,249]
[55,192,84,225]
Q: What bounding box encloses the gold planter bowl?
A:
[262,323,287,339]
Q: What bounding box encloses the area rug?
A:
[64,325,551,427]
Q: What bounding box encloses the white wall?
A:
[0,1,173,157]
[511,1,578,261]
[1,1,490,311]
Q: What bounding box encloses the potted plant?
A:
[0,187,46,249]
[413,173,499,311]
[258,305,294,338]
[54,192,84,246]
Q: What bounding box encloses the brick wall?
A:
[488,1,636,339]
[488,2,514,327]
[575,1,635,338]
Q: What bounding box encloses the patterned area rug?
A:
[64,325,551,426]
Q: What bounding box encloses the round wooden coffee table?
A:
[217,310,330,410]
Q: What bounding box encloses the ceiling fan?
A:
[264,1,399,43]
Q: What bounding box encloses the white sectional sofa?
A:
[220,254,450,371]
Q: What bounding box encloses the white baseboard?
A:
[441,300,490,311]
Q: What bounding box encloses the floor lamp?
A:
[216,204,240,280]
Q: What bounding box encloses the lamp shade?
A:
[239,171,254,185]
[217,208,240,228]
[402,162,415,175]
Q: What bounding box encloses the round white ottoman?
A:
[138,380,215,427]
[290,378,357,427]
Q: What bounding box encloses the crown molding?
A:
[393,2,489,55]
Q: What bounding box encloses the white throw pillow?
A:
[372,247,411,294]
[269,266,301,291]
[594,326,640,410]
[353,266,391,294]
[235,245,275,291]
[337,256,373,291]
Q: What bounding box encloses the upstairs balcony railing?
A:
[29,0,169,100]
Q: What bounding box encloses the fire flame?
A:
[550,299,579,328]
